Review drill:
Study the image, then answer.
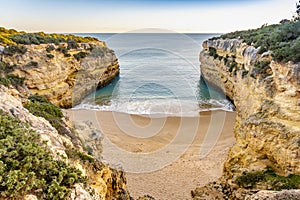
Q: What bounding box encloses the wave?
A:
[72,99,235,117]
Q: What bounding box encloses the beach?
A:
[68,110,236,200]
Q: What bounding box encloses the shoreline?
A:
[67,109,236,199]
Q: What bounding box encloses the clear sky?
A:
[0,0,297,33]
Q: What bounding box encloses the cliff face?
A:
[1,42,119,108]
[199,38,300,191]
[0,84,130,200]
[0,34,129,199]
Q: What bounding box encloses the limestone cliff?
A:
[1,42,119,108]
[0,84,130,200]
[193,38,300,199]
[0,29,129,199]
[201,38,300,176]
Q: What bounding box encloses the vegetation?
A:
[0,110,85,199]
[295,0,300,20]
[46,53,54,59]
[46,44,55,53]
[56,46,71,57]
[235,167,300,190]
[208,47,219,59]
[73,51,88,61]
[3,45,27,56]
[0,61,25,87]
[210,20,300,63]
[65,147,95,163]
[24,61,38,69]
[24,95,70,136]
[0,27,98,46]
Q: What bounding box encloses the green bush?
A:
[67,39,79,50]
[56,46,71,57]
[65,147,95,163]
[0,110,84,199]
[0,77,10,86]
[0,27,99,46]
[208,47,218,59]
[24,61,38,69]
[235,167,300,190]
[73,51,88,61]
[0,62,16,73]
[0,61,25,87]
[24,95,71,136]
[46,45,55,53]
[46,53,54,59]
[254,60,271,69]
[0,74,25,87]
[3,45,27,56]
[228,60,238,73]
[212,21,300,63]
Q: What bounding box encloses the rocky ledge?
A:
[1,41,119,108]
[193,38,300,199]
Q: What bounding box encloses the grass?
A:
[235,167,300,190]
[0,109,85,199]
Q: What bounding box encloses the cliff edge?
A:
[0,28,119,108]
[0,28,129,200]
[193,21,300,199]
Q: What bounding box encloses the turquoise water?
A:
[74,32,234,116]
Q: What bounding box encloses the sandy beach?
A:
[68,110,236,200]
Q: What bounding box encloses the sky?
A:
[0,0,297,33]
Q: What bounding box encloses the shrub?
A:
[0,77,10,86]
[228,61,238,72]
[235,171,265,188]
[56,46,68,54]
[3,45,27,56]
[24,61,38,69]
[65,147,95,163]
[67,39,79,50]
[0,61,25,87]
[0,110,85,199]
[254,60,270,69]
[208,47,219,59]
[46,45,55,52]
[235,167,300,190]
[0,26,99,46]
[5,74,25,87]
[56,46,71,57]
[24,95,71,136]
[0,62,16,73]
[73,51,88,61]
[213,21,300,63]
[46,53,54,59]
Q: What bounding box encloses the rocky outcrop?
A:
[201,38,300,176]
[194,38,300,198]
[0,85,131,200]
[1,42,119,108]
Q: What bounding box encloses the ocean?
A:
[74,31,234,117]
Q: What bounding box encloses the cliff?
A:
[1,41,119,108]
[201,38,300,176]
[193,33,300,198]
[0,28,129,200]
